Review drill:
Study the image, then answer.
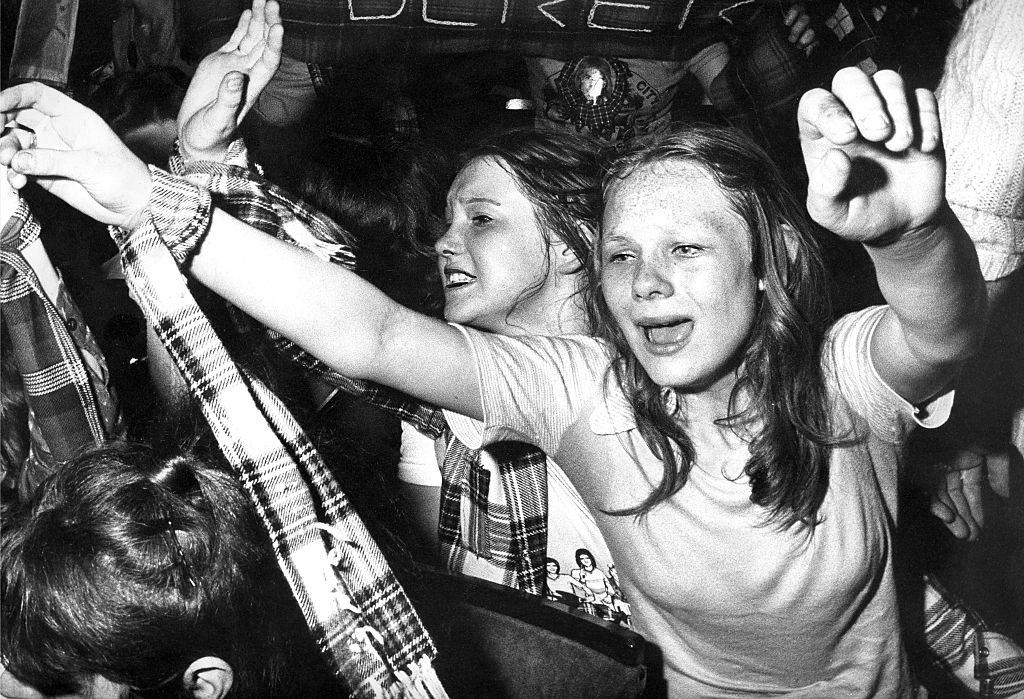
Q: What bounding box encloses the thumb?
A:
[10,147,93,181]
[205,72,247,133]
[806,148,850,228]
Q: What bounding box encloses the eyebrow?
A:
[460,196,502,206]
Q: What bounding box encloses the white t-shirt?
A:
[447,306,953,697]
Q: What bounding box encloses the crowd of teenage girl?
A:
[1,0,1022,696]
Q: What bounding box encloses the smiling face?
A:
[600,161,759,397]
[434,156,570,335]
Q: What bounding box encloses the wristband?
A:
[109,166,212,266]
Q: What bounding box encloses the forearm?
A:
[188,208,400,380]
[866,205,987,397]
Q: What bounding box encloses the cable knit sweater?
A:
[936,0,1024,281]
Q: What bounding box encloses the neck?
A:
[502,280,590,337]
[673,371,751,449]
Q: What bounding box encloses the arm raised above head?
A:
[1,81,484,420]
[799,68,987,406]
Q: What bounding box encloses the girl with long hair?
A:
[1,52,986,699]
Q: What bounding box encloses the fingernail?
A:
[228,75,244,90]
[12,152,31,169]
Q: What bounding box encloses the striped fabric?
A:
[171,141,553,596]
[1,201,121,492]
[111,166,446,698]
[923,574,1024,697]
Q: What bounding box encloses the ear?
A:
[550,238,582,276]
[182,656,234,699]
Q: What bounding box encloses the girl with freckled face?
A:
[2,58,986,695]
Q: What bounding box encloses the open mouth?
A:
[444,269,476,289]
[640,318,691,347]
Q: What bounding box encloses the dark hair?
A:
[0,441,312,696]
[575,548,596,567]
[300,134,450,315]
[88,68,189,166]
[456,129,604,321]
[592,124,835,529]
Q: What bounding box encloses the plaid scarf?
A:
[1,201,121,490]
[363,387,550,595]
[112,166,446,698]
[169,143,551,596]
[923,574,1024,697]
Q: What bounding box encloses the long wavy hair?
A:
[456,129,604,322]
[589,125,836,529]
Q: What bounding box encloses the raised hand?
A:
[1,82,151,228]
[799,68,945,245]
[177,0,283,162]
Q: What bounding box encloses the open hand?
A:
[799,68,944,245]
[1,82,151,228]
[177,0,283,162]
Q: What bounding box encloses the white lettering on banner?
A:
[588,0,652,32]
[538,0,570,28]
[348,0,406,20]
[676,0,695,28]
[422,0,478,26]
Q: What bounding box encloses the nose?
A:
[631,257,673,299]
[434,223,463,257]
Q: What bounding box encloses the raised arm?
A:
[798,68,987,405]
[175,0,283,163]
[1,82,485,419]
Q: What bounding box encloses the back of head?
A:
[300,134,450,314]
[89,68,190,166]
[460,128,605,275]
[1,442,294,696]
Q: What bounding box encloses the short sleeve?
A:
[824,305,955,443]
[443,325,612,455]
[397,422,441,487]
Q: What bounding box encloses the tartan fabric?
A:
[112,166,445,698]
[173,141,553,596]
[923,574,1024,697]
[0,201,122,492]
[358,386,550,596]
[168,140,365,395]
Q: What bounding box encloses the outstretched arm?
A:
[1,82,485,419]
[799,68,986,405]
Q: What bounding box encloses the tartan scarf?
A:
[1,201,116,473]
[111,167,446,698]
[923,574,1024,697]
[168,143,552,596]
